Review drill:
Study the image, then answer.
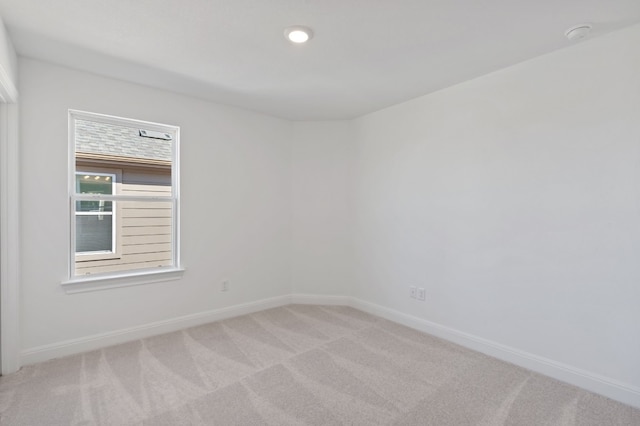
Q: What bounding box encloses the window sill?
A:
[61,267,185,294]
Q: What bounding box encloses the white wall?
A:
[291,121,353,296]
[0,17,19,374]
[0,17,17,91]
[351,23,640,390]
[19,58,292,351]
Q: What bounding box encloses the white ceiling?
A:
[0,0,639,120]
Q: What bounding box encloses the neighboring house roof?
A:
[76,119,172,162]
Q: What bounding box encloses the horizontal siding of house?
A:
[121,225,171,237]
[122,234,171,244]
[75,259,173,276]
[75,164,173,276]
[123,242,172,254]
[121,184,172,196]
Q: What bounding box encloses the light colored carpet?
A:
[0,305,638,425]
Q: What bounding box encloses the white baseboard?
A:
[21,294,348,366]
[21,295,291,366]
[290,293,351,305]
[19,293,640,409]
[350,298,640,409]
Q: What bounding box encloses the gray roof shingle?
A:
[76,120,172,162]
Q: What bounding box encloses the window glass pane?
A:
[76,214,113,253]
[75,119,173,191]
[76,200,113,213]
[76,174,113,195]
[74,200,173,277]
[71,112,177,280]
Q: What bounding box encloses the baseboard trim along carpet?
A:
[349,298,640,410]
[290,293,352,305]
[21,295,292,366]
[20,293,640,409]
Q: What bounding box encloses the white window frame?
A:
[64,110,183,292]
[75,170,118,258]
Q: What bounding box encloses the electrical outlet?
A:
[410,286,417,299]
[417,287,426,301]
[221,280,229,292]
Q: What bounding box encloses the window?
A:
[68,110,180,284]
[75,171,116,255]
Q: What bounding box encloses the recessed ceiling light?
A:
[565,24,592,41]
[284,26,313,44]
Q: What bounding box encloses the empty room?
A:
[0,0,639,424]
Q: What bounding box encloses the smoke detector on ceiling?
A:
[565,24,592,41]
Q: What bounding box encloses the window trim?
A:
[61,267,185,294]
[67,110,181,287]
